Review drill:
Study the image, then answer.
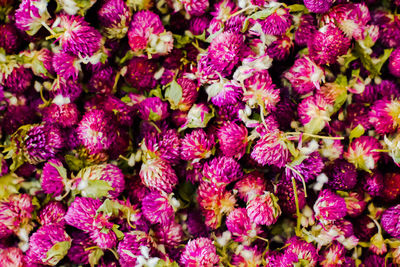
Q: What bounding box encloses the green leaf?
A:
[64,154,85,172]
[149,87,163,99]
[349,124,365,142]
[194,31,207,42]
[83,180,114,199]
[333,88,348,114]
[374,48,393,75]
[177,181,195,204]
[48,161,67,180]
[249,5,281,20]
[354,42,393,77]
[96,199,124,217]
[155,259,180,267]
[112,224,125,240]
[173,34,193,48]
[45,240,71,266]
[304,118,326,135]
[148,110,162,121]
[120,95,131,104]
[288,4,308,13]
[335,74,348,87]
[88,248,104,267]
[0,173,23,199]
[165,80,183,109]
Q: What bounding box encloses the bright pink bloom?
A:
[180,237,219,267]
[140,158,178,193]
[314,189,347,224]
[251,130,289,168]
[217,122,248,159]
[246,192,281,226]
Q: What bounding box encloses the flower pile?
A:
[2,0,400,265]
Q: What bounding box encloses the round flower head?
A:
[56,14,102,57]
[298,94,333,134]
[267,35,293,61]
[295,14,317,46]
[40,159,66,197]
[0,24,20,54]
[260,7,292,36]
[326,159,358,190]
[231,246,263,267]
[344,136,381,171]
[87,66,115,94]
[140,157,178,193]
[345,103,371,130]
[208,31,244,75]
[139,97,169,122]
[3,66,32,93]
[308,24,351,65]
[283,56,325,95]
[26,224,71,266]
[382,173,400,201]
[180,237,219,267]
[276,181,306,215]
[353,215,378,242]
[0,247,26,266]
[181,129,214,162]
[285,151,324,183]
[117,231,155,267]
[182,0,209,16]
[234,172,266,202]
[381,204,400,238]
[362,171,384,197]
[15,0,50,35]
[125,57,158,90]
[207,80,243,107]
[76,164,125,198]
[217,122,248,159]
[226,208,261,243]
[67,231,95,265]
[2,105,36,135]
[373,10,400,48]
[344,191,366,217]
[142,190,175,226]
[203,156,242,186]
[246,192,281,226]
[65,197,102,231]
[314,189,347,224]
[197,54,220,83]
[389,48,400,77]
[50,77,82,101]
[369,99,400,134]
[23,124,64,165]
[38,201,66,226]
[127,10,164,52]
[42,102,79,128]
[176,77,199,112]
[154,221,184,247]
[52,51,81,81]
[0,194,34,235]
[303,0,333,13]
[283,237,319,267]
[77,109,117,154]
[251,130,289,168]
[98,0,131,39]
[189,15,210,35]
[376,80,400,100]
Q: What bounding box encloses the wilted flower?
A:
[181,129,214,162]
[251,130,289,168]
[285,151,324,183]
[180,237,219,267]
[67,231,95,265]
[206,80,243,107]
[314,189,347,224]
[217,122,248,159]
[231,246,263,267]
[246,192,281,226]
[344,136,381,171]
[140,157,178,193]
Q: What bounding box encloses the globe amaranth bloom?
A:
[251,130,289,168]
[117,231,156,267]
[52,51,81,81]
[67,231,95,265]
[217,122,248,159]
[295,14,317,46]
[382,173,400,201]
[373,10,400,48]
[180,129,214,162]
[308,24,351,65]
[76,163,125,198]
[15,0,50,35]
[267,35,293,61]
[138,97,169,121]
[26,224,71,266]
[87,66,115,94]
[381,204,400,238]
[389,49,400,77]
[77,109,117,154]
[140,157,178,193]
[98,0,131,39]
[326,159,358,190]
[154,221,184,247]
[276,180,306,215]
[260,7,292,36]
[0,247,25,267]
[314,189,347,224]
[180,237,219,267]
[50,77,82,101]
[175,76,199,112]
[141,190,176,226]
[206,80,243,107]
[362,171,384,197]
[283,237,319,267]
[344,136,381,171]
[283,56,325,95]
[42,102,79,128]
[304,0,333,13]
[285,151,324,183]
[40,159,67,197]
[125,57,158,90]
[0,194,34,235]
[231,246,263,267]
[234,172,266,202]
[3,66,33,94]
[369,99,400,134]
[246,192,281,226]
[0,23,20,54]
[298,94,333,134]
[203,156,243,186]
[226,208,261,243]
[38,201,66,226]
[182,0,209,16]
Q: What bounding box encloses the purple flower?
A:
[42,103,79,128]
[0,23,20,53]
[15,0,50,35]
[125,57,158,90]
[284,237,319,267]
[0,194,33,234]
[207,80,243,107]
[52,51,80,81]
[304,0,333,13]
[217,122,248,159]
[142,128,181,165]
[142,190,175,225]
[373,10,400,48]
[117,231,154,267]
[260,7,292,36]
[140,158,178,193]
[231,246,263,266]
[362,171,384,197]
[50,77,82,101]
[2,105,36,135]
[267,35,293,61]
[381,204,400,238]
[3,66,32,93]
[246,192,281,226]
[87,66,115,94]
[314,189,347,224]
[182,0,209,16]
[26,224,71,266]
[181,129,214,162]
[38,201,66,226]
[176,77,199,112]
[226,208,261,243]
[154,221,184,247]
[67,231,95,265]
[139,97,169,121]
[41,159,66,197]
[276,180,306,215]
[180,237,219,267]
[353,215,378,241]
[295,14,317,46]
[326,159,358,190]
[389,48,400,77]
[369,99,400,134]
[285,151,324,183]
[344,136,381,171]
[189,15,210,35]
[251,130,289,168]
[203,156,242,186]
[98,0,131,39]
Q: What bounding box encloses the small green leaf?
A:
[148,110,162,121]
[64,154,85,172]
[288,4,308,13]
[155,259,180,267]
[165,80,183,109]
[48,162,67,180]
[0,173,23,199]
[45,240,71,266]
[349,124,365,142]
[205,28,223,43]
[333,87,347,114]
[249,5,281,20]
[83,180,114,199]
[88,248,104,267]
[120,95,131,104]
[173,34,193,48]
[112,224,125,240]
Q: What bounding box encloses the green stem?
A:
[286,164,307,198]
[291,176,302,236]
[256,235,269,243]
[372,149,390,153]
[286,132,344,140]
[107,248,119,260]
[41,21,56,36]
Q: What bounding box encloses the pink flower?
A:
[52,51,81,81]
[98,0,131,39]
[182,0,209,16]
[0,194,34,234]
[142,128,181,165]
[231,246,263,267]
[125,57,158,90]
[217,122,248,159]
[381,204,400,238]
[117,231,155,267]
[320,242,347,266]
[0,23,20,54]
[369,99,400,134]
[304,0,333,13]
[180,237,219,267]
[389,48,400,78]
[234,172,266,202]
[226,208,261,243]
[283,237,319,267]
[203,156,242,186]
[0,247,25,267]
[260,7,292,35]
[38,201,66,226]
[40,159,66,197]
[314,189,347,224]
[176,77,199,112]
[344,136,381,171]
[42,103,79,128]
[251,130,289,168]
[154,221,184,247]
[15,0,50,35]
[207,80,243,107]
[276,181,306,215]
[181,129,214,162]
[246,192,281,226]
[140,157,178,193]
[298,94,333,134]
[267,35,293,61]
[3,66,33,93]
[139,97,170,121]
[142,191,175,226]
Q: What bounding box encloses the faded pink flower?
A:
[251,130,289,168]
[234,172,266,202]
[226,208,261,243]
[246,192,281,226]
[140,158,178,193]
[298,94,333,134]
[344,136,381,171]
[369,99,400,134]
[180,237,219,267]
[314,189,347,224]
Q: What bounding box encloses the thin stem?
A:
[41,21,56,36]
[291,176,301,236]
[107,248,119,260]
[259,104,269,131]
[84,246,99,251]
[40,87,49,105]
[372,149,390,153]
[228,6,255,18]
[256,235,269,243]
[118,155,129,161]
[148,121,162,133]
[126,210,136,229]
[112,71,121,93]
[286,132,344,140]
[286,164,307,198]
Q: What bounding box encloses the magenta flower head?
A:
[52,51,80,81]
[373,10,400,48]
[314,189,347,224]
[3,66,33,94]
[87,66,115,94]
[23,124,64,164]
[308,24,351,65]
[362,171,384,197]
[77,109,117,154]
[285,151,324,183]
[189,15,210,35]
[246,191,281,226]
[276,181,306,215]
[234,172,266,202]
[180,237,219,267]
[50,77,82,101]
[0,23,20,54]
[15,0,50,35]
[182,0,209,16]
[226,208,261,243]
[217,122,248,159]
[117,231,155,267]
[0,247,25,267]
[295,14,317,46]
[267,35,293,61]
[208,31,244,75]
[76,164,125,198]
[154,221,184,247]
[369,99,400,134]
[389,48,400,77]
[344,136,381,171]
[181,129,214,162]
[207,80,243,107]
[38,201,66,226]
[381,204,400,238]
[26,224,71,266]
[0,194,34,234]
[142,191,176,226]
[284,237,319,267]
[140,158,178,193]
[203,156,242,186]
[260,7,292,36]
[284,56,325,95]
[67,231,95,265]
[251,130,289,168]
[56,14,102,57]
[175,76,199,112]
[139,97,169,122]
[98,0,131,39]
[42,102,79,128]
[125,57,158,90]
[40,159,66,197]
[298,94,333,134]
[127,10,164,52]
[326,159,358,190]
[303,0,333,13]
[231,246,263,267]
